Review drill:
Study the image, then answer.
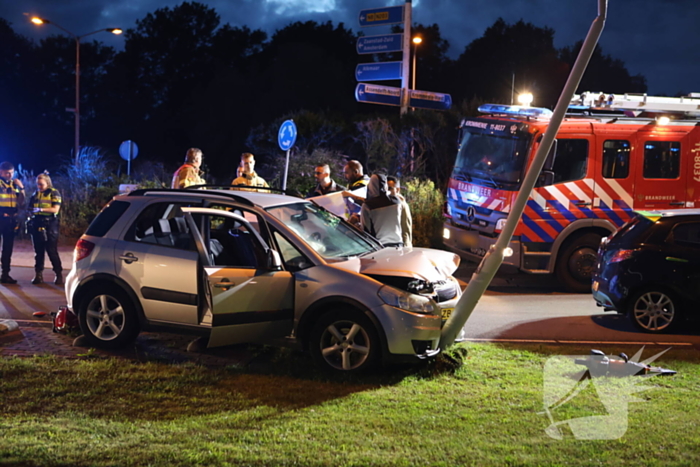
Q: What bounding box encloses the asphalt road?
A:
[2,263,699,347]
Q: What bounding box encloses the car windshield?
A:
[266,202,380,258]
[453,120,532,189]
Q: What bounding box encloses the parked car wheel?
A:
[628,288,680,333]
[310,309,380,372]
[556,233,602,293]
[79,286,139,349]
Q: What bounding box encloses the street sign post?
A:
[278,120,297,191]
[358,6,404,27]
[355,83,401,107]
[356,33,403,54]
[119,140,139,177]
[355,61,402,81]
[409,89,453,111]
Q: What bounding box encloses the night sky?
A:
[3,0,699,97]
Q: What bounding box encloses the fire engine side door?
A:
[633,131,686,210]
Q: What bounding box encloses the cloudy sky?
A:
[4,0,698,96]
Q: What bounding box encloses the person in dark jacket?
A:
[360,173,403,247]
[28,173,63,285]
[0,161,25,284]
[306,164,345,198]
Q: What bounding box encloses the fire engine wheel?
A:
[556,233,602,293]
[310,308,380,373]
[628,288,681,334]
[78,286,139,349]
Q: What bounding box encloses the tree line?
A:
[0,1,646,189]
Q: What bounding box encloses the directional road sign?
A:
[359,6,404,27]
[355,83,401,107]
[278,120,297,151]
[356,33,403,54]
[355,61,402,81]
[409,89,453,111]
[119,140,139,161]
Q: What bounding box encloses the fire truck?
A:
[443,92,700,292]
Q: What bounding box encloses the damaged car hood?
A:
[332,247,460,281]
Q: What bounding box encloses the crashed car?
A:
[65,187,462,372]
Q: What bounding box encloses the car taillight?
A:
[74,239,95,263]
[609,249,634,263]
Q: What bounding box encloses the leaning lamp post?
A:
[30,16,122,165]
[411,36,422,91]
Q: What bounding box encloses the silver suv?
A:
[65,188,462,372]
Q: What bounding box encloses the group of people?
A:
[306,159,413,248]
[170,148,413,248]
[0,161,63,286]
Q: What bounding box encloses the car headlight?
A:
[378,285,438,314]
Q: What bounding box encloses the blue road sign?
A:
[359,6,404,27]
[278,120,297,151]
[355,61,402,81]
[409,89,453,111]
[355,83,401,107]
[357,33,403,54]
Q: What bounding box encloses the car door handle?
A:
[119,253,138,264]
[214,279,234,290]
[573,200,591,207]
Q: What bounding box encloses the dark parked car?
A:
[592,209,700,333]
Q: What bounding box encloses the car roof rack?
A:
[126,187,256,206]
[126,185,304,206]
[570,91,700,118]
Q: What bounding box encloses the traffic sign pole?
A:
[400,1,412,115]
[278,120,298,191]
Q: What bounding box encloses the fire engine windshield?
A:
[453,120,532,189]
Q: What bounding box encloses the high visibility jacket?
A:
[231,172,269,190]
[172,164,205,189]
[30,187,61,217]
[0,177,23,216]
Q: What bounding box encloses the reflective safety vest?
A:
[0,178,22,216]
[30,188,62,217]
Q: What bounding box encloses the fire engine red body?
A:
[443,94,700,291]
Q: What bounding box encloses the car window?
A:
[85,200,130,237]
[644,141,680,179]
[547,139,589,185]
[602,140,630,179]
[125,202,194,250]
[207,212,266,268]
[273,230,311,271]
[669,222,700,248]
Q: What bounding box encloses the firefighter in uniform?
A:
[28,173,63,285]
[0,161,25,284]
[172,148,205,189]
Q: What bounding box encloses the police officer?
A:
[28,173,63,285]
[0,161,25,284]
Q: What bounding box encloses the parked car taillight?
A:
[74,239,95,263]
[610,249,634,263]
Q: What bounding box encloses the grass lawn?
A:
[0,342,698,466]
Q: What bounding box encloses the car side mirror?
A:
[537,171,555,187]
[267,249,283,270]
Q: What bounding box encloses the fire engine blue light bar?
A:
[478,104,553,118]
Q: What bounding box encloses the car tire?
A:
[78,286,140,349]
[628,288,681,334]
[556,233,602,293]
[310,308,380,373]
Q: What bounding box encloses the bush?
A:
[404,178,445,249]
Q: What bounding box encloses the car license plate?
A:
[441,307,454,320]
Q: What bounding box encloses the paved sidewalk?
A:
[11,238,74,269]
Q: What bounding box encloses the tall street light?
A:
[30,16,122,165]
[411,36,422,91]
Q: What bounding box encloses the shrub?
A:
[404,178,445,249]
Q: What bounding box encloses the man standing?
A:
[0,161,25,284]
[341,160,369,226]
[172,148,205,188]
[387,176,413,248]
[232,153,269,189]
[306,164,344,198]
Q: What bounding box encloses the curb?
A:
[0,319,23,345]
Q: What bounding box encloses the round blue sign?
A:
[278,120,297,151]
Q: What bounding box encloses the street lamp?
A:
[30,16,122,164]
[411,36,422,90]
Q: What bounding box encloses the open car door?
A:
[182,207,294,347]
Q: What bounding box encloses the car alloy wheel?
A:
[79,287,139,349]
[630,290,678,333]
[311,309,379,372]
